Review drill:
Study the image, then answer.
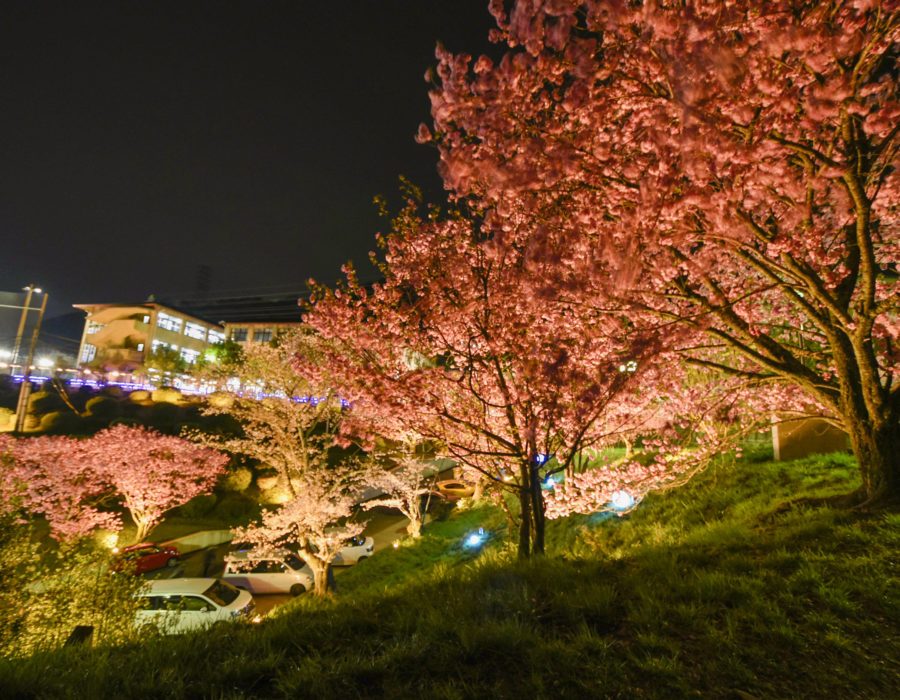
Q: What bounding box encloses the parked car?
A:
[135,578,255,634]
[332,535,374,565]
[113,542,180,574]
[222,550,314,596]
[435,479,475,500]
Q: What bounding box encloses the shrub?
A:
[28,391,65,415]
[256,474,279,491]
[176,493,218,519]
[152,388,183,404]
[259,485,291,505]
[220,466,253,493]
[39,411,83,434]
[0,407,13,430]
[128,390,152,404]
[85,396,120,420]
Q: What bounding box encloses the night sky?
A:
[0,1,497,317]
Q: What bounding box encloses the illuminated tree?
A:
[421,0,900,506]
[196,330,346,499]
[306,200,675,557]
[361,456,438,538]
[0,434,118,539]
[233,468,365,596]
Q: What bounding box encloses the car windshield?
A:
[285,554,306,571]
[203,580,240,606]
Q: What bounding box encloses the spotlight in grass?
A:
[610,490,636,511]
[464,528,486,549]
[392,540,400,549]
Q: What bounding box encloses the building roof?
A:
[161,292,311,325]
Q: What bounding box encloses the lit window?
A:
[184,322,207,340]
[253,328,273,343]
[180,348,200,364]
[80,344,97,362]
[208,330,225,344]
[152,340,174,353]
[157,312,183,333]
[230,328,248,342]
[142,315,150,324]
[137,343,144,352]
[86,321,104,335]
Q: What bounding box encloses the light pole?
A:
[14,287,49,433]
[11,284,39,370]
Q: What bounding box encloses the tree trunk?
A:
[846,414,900,506]
[307,558,329,596]
[518,461,531,559]
[472,477,486,501]
[406,516,422,538]
[529,462,546,556]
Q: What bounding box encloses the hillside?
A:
[2,449,899,699]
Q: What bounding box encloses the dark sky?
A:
[0,1,497,316]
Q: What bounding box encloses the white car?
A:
[332,535,374,565]
[222,550,314,596]
[135,578,256,634]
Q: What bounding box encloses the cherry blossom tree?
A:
[196,330,346,499]
[420,0,900,506]
[0,434,118,539]
[361,456,438,538]
[306,198,674,557]
[233,468,365,596]
[88,425,227,543]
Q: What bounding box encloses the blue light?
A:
[534,454,551,465]
[464,528,486,549]
[610,490,636,511]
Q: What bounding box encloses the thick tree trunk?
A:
[406,516,422,538]
[515,461,547,558]
[518,461,531,559]
[529,462,546,556]
[846,414,900,506]
[307,558,329,596]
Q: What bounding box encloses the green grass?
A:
[2,451,899,698]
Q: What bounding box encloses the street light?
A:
[13,285,49,433]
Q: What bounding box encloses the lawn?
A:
[2,448,898,699]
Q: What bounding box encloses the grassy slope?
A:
[2,449,899,699]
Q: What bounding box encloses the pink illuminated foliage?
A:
[0,427,227,543]
[305,194,683,557]
[420,0,900,505]
[0,434,117,540]
[233,468,365,596]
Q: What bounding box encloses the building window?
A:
[86,321,104,335]
[180,348,200,364]
[152,340,177,353]
[142,315,150,324]
[230,328,248,342]
[184,322,207,340]
[157,312,183,333]
[253,328,273,343]
[208,330,225,344]
[80,344,96,362]
[137,343,144,352]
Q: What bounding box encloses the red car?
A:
[113,543,180,574]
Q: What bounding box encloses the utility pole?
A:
[11,284,38,370]
[14,290,48,434]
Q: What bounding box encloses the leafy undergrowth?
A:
[3,451,899,699]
